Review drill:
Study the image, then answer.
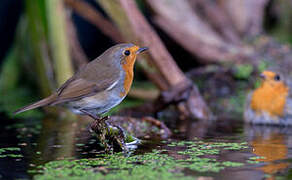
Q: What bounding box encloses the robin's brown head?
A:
[104,43,148,97]
[120,44,148,66]
[103,43,148,67]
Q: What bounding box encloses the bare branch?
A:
[189,0,241,45]
[218,0,269,36]
[154,16,241,63]
[147,0,244,63]
[119,0,187,87]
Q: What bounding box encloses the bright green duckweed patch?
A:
[0,147,23,158]
[33,140,254,180]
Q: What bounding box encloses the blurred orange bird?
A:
[244,70,292,125]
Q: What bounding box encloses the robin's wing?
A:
[51,79,115,105]
[56,75,77,96]
[52,61,120,105]
[56,64,87,96]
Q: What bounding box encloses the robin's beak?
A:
[136,47,148,54]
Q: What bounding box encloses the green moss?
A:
[233,64,253,80]
[258,61,268,73]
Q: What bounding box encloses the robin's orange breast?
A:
[251,82,289,117]
[120,46,139,97]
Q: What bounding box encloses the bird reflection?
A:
[248,125,290,180]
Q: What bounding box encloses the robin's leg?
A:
[80,109,100,120]
[80,109,101,132]
[80,109,109,130]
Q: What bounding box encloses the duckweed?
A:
[34,140,251,180]
[0,147,23,158]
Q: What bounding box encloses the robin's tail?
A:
[14,94,57,114]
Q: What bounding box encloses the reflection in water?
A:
[247,125,290,179]
[34,112,79,163]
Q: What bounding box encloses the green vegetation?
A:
[0,147,23,158]
[33,140,251,180]
[233,64,253,80]
[0,44,44,119]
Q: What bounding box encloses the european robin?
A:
[14,43,148,119]
[244,70,292,125]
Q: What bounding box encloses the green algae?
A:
[34,152,194,180]
[168,140,249,151]
[33,140,251,180]
[246,160,261,164]
[246,156,265,164]
[0,147,23,158]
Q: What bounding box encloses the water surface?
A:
[0,114,292,180]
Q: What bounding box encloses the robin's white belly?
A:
[65,89,124,116]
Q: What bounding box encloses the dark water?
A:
[1,114,292,180]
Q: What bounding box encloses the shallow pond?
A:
[1,114,292,180]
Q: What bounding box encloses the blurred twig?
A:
[189,0,241,45]
[66,14,89,68]
[148,0,246,63]
[218,0,269,36]
[128,88,159,100]
[64,0,123,42]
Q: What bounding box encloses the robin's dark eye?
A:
[124,50,131,56]
[274,74,281,81]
